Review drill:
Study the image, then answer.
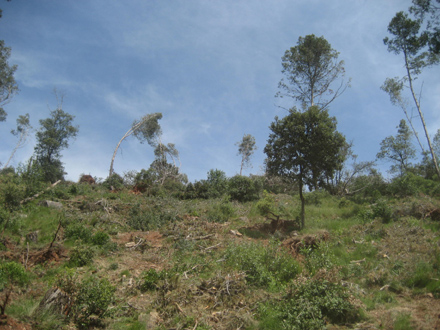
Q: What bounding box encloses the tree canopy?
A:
[377,119,416,176]
[264,106,346,228]
[34,108,79,182]
[383,9,440,179]
[236,134,257,176]
[277,34,349,110]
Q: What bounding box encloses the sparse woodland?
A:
[1,1,440,329]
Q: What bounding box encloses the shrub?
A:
[372,199,394,223]
[206,169,228,198]
[69,246,95,267]
[0,261,29,290]
[228,175,262,202]
[259,279,361,329]
[138,268,167,292]
[91,231,110,246]
[128,204,176,231]
[301,243,337,276]
[103,173,124,190]
[206,196,235,223]
[64,223,92,242]
[73,276,115,328]
[225,241,301,289]
[0,182,24,211]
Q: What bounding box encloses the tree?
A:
[277,34,350,110]
[376,119,416,176]
[0,1,17,122]
[0,41,18,122]
[34,101,79,182]
[109,113,162,176]
[264,106,346,228]
[410,0,440,54]
[2,114,32,169]
[236,134,257,175]
[150,141,186,186]
[383,10,440,179]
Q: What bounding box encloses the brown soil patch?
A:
[368,295,440,329]
[0,315,32,330]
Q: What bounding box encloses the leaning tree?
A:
[109,112,162,177]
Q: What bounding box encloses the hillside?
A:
[0,179,440,330]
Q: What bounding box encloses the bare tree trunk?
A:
[298,167,305,229]
[405,52,440,180]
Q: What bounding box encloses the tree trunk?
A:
[298,169,305,229]
[405,52,440,180]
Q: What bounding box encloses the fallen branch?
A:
[187,234,214,241]
[20,180,62,204]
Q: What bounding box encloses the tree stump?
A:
[34,287,72,317]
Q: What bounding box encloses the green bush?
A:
[206,169,228,198]
[0,182,24,212]
[69,246,95,267]
[225,241,301,289]
[73,276,115,328]
[228,175,262,202]
[103,173,124,190]
[128,204,176,231]
[91,231,110,246]
[301,243,337,276]
[64,223,92,242]
[259,279,361,329]
[372,199,394,223]
[138,268,167,292]
[0,261,29,290]
[206,197,235,223]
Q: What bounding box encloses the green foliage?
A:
[206,196,235,223]
[236,134,257,175]
[0,261,29,290]
[0,39,18,122]
[206,169,228,198]
[301,243,337,276]
[259,279,360,329]
[73,276,115,328]
[388,172,440,197]
[225,240,301,289]
[103,173,125,190]
[138,268,167,292]
[377,119,416,175]
[64,223,92,242]
[404,261,440,296]
[128,203,176,231]
[228,175,262,202]
[277,34,348,109]
[371,199,394,223]
[34,107,79,182]
[0,182,24,211]
[394,313,414,330]
[91,231,110,246]
[265,106,347,227]
[68,245,95,267]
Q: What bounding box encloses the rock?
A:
[40,200,63,209]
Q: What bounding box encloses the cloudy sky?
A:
[1,0,439,182]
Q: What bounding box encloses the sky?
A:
[1,0,439,183]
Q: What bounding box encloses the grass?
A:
[0,181,439,329]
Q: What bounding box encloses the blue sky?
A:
[1,0,439,182]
